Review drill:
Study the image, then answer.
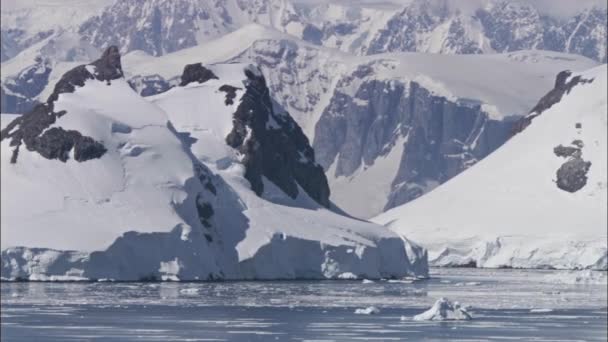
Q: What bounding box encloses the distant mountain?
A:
[361,1,607,62]
[2,0,605,115]
[373,65,608,270]
[0,47,427,281]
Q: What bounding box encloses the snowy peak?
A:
[179,63,219,86]
[48,45,123,103]
[164,62,331,207]
[1,46,428,281]
[77,0,304,57]
[0,46,127,164]
[224,64,330,207]
[373,65,607,270]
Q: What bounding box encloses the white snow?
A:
[373,65,608,270]
[1,59,428,281]
[413,298,472,321]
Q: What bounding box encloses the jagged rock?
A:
[571,139,584,148]
[179,63,218,86]
[128,74,174,96]
[556,158,592,192]
[28,127,106,162]
[314,73,513,210]
[3,57,52,98]
[0,46,124,163]
[553,144,581,158]
[513,70,594,135]
[218,85,241,105]
[223,66,330,207]
[553,140,592,193]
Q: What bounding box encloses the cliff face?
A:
[314,68,514,214]
[216,65,330,208]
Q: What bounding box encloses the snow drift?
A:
[373,65,608,270]
[0,47,428,281]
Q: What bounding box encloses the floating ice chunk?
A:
[337,272,358,280]
[454,282,480,286]
[387,279,414,284]
[530,308,554,313]
[543,270,607,285]
[362,279,375,284]
[355,306,380,315]
[413,298,472,321]
[179,288,200,296]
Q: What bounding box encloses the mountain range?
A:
[1,0,606,277]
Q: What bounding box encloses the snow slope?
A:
[373,65,608,270]
[148,63,428,279]
[0,49,427,281]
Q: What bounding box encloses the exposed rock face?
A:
[513,70,595,134]
[0,47,124,163]
[556,158,592,192]
[0,87,38,114]
[3,57,52,99]
[221,66,330,207]
[314,64,514,211]
[363,1,606,62]
[77,0,303,57]
[228,39,339,134]
[128,74,175,96]
[218,84,240,105]
[179,63,218,86]
[0,57,51,113]
[553,141,592,193]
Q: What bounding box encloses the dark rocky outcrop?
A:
[0,46,124,163]
[179,63,218,86]
[128,74,175,96]
[218,85,241,105]
[553,140,592,193]
[513,70,594,135]
[553,144,581,158]
[556,158,592,192]
[221,66,330,207]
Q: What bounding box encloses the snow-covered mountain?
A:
[1,0,606,274]
[373,65,608,270]
[1,20,599,218]
[361,1,607,62]
[85,26,593,218]
[0,47,428,281]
